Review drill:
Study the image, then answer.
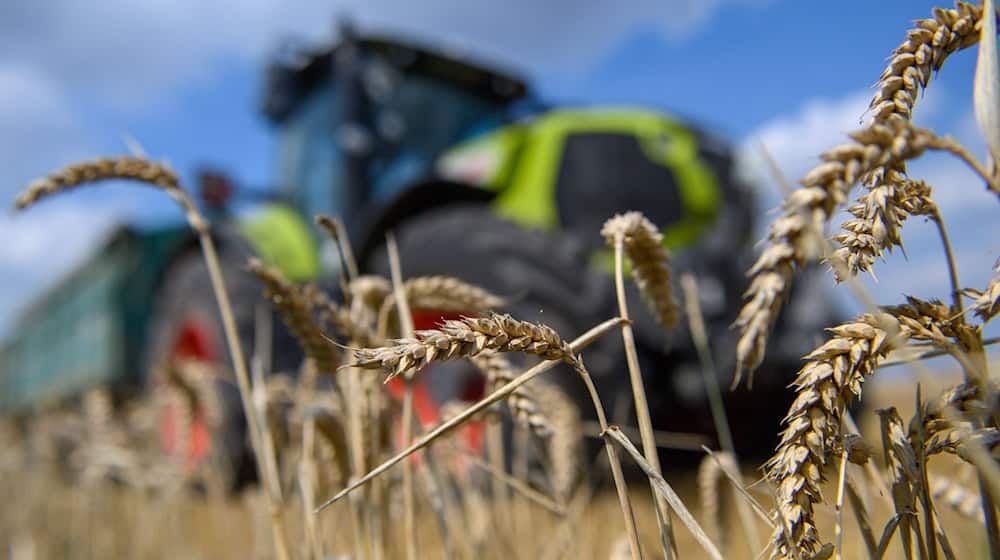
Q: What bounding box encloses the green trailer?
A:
[0,225,190,414]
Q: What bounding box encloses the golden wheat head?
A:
[600,211,679,328]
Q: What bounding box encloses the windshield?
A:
[276,83,341,221]
[276,64,509,224]
[364,63,507,200]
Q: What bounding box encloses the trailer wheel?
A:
[145,249,261,485]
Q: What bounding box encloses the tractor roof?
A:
[263,33,531,123]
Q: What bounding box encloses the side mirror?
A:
[197,169,235,212]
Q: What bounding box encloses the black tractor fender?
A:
[356,178,496,264]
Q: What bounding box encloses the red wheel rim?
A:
[159,317,219,468]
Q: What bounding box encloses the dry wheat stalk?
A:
[601,212,679,328]
[877,407,925,559]
[734,120,942,387]
[247,259,341,374]
[834,2,987,278]
[766,312,909,559]
[315,215,359,281]
[14,156,207,232]
[350,312,577,379]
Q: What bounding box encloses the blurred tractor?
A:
[0,27,837,473]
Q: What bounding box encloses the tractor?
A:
[0,27,838,474]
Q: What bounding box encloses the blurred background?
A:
[2,0,998,341]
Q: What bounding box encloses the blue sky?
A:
[1,0,999,346]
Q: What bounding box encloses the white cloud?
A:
[0,0,770,108]
[0,64,94,189]
[739,90,872,197]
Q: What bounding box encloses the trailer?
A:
[0,224,190,414]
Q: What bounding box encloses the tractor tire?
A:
[145,246,301,486]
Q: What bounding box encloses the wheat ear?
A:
[834,2,987,278]
[246,259,341,375]
[833,179,938,280]
[600,212,678,328]
[697,451,736,549]
[528,379,583,502]
[766,312,908,560]
[472,351,551,437]
[14,157,208,232]
[350,313,577,379]
[348,275,392,310]
[401,276,506,312]
[734,121,943,387]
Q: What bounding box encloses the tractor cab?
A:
[262,29,530,241]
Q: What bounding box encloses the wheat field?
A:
[4,2,1000,559]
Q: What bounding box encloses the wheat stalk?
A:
[877,406,926,559]
[315,215,359,281]
[316,317,641,556]
[603,211,678,558]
